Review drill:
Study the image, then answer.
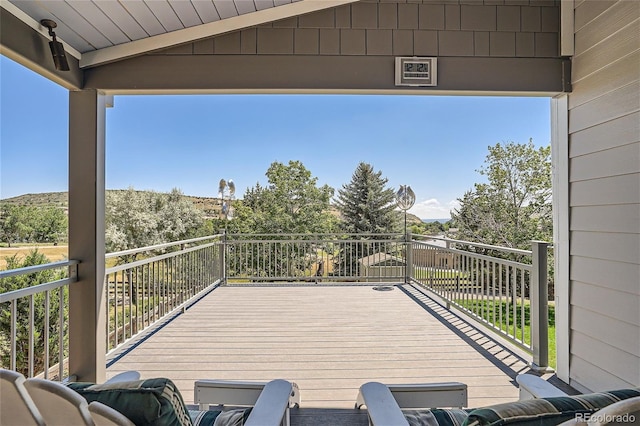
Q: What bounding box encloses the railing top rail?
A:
[105,240,219,274]
[415,242,534,270]
[226,232,404,238]
[412,235,534,256]
[105,234,222,259]
[0,259,79,280]
[0,277,76,303]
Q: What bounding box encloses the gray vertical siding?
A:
[568,0,640,392]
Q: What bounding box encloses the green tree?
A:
[0,250,67,376]
[237,161,336,234]
[228,161,337,278]
[32,207,67,244]
[105,187,204,261]
[158,188,204,242]
[451,140,552,249]
[334,163,399,275]
[0,204,67,246]
[335,162,398,234]
[0,204,34,246]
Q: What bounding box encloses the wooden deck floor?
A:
[107,284,531,411]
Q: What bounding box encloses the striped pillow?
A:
[189,408,252,426]
[404,408,470,426]
[462,388,640,426]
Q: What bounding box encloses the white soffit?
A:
[80,0,360,68]
[3,0,359,69]
[0,1,82,59]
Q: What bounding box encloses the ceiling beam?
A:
[84,54,567,96]
[80,0,359,69]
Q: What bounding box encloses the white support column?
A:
[68,89,107,383]
[551,94,570,383]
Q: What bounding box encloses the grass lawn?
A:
[457,298,556,369]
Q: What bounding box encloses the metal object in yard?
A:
[396,185,416,284]
[395,185,416,235]
[395,185,416,212]
[218,179,236,220]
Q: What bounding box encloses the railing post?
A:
[405,231,413,284]
[530,240,550,371]
[220,230,227,286]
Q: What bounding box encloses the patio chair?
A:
[194,379,301,426]
[88,401,136,426]
[516,373,569,400]
[356,376,640,426]
[518,375,640,426]
[23,376,136,426]
[65,376,299,426]
[565,396,640,426]
[0,369,45,426]
[356,381,468,426]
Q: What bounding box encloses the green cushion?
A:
[68,378,192,426]
[404,408,471,426]
[189,408,252,426]
[462,388,640,426]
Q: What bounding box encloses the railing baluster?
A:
[128,269,133,340]
[58,286,64,380]
[153,260,158,321]
[520,267,525,344]
[106,273,111,349]
[143,264,148,329]
[498,263,503,333]
[511,266,516,339]
[28,295,34,377]
[10,300,17,371]
[44,290,50,379]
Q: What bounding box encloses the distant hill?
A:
[422,218,451,223]
[1,192,69,208]
[1,191,226,218]
[2,191,427,224]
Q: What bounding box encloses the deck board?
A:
[107,284,531,410]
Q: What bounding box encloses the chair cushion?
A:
[189,408,252,426]
[68,378,192,426]
[462,388,640,426]
[404,408,470,426]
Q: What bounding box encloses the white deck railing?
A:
[1,232,551,378]
[224,233,405,283]
[105,235,224,353]
[409,235,550,370]
[0,260,79,379]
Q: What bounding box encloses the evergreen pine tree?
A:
[335,162,398,234]
[334,163,399,275]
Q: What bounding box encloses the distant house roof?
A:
[358,253,406,267]
[418,239,448,248]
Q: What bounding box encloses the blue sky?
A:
[1,56,551,219]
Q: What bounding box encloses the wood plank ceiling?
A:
[9,0,302,54]
[5,0,365,68]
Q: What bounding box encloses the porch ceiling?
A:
[4,0,358,68]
